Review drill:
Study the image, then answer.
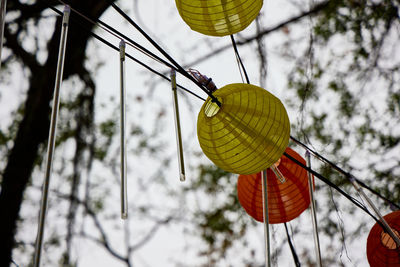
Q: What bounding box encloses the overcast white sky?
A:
[3,0,393,266]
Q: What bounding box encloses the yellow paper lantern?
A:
[197,83,290,174]
[175,0,263,37]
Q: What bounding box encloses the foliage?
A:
[1,0,399,266]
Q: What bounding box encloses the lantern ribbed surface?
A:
[237,147,311,224]
[175,0,263,36]
[367,211,400,267]
[197,83,290,175]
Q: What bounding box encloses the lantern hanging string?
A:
[44,3,206,102]
[284,222,301,267]
[230,35,250,84]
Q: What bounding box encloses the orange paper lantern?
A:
[367,211,400,267]
[237,147,311,224]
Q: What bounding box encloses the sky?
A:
[2,0,397,266]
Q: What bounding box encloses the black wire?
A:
[102,4,400,213]
[48,0,394,233]
[284,223,301,267]
[356,179,400,211]
[230,34,250,84]
[283,151,385,228]
[290,135,400,210]
[46,4,206,102]
[108,1,221,106]
[56,0,179,72]
[11,259,19,267]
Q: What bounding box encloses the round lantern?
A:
[237,147,311,224]
[197,83,290,175]
[175,0,263,37]
[366,211,400,267]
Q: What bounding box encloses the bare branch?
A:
[130,216,174,252]
[182,0,331,68]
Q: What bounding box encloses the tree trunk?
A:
[0,1,115,265]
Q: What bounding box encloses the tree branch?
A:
[182,0,331,68]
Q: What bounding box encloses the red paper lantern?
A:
[367,211,400,267]
[237,147,311,224]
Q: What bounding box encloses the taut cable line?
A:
[44,3,206,102]
[290,136,400,210]
[229,29,399,213]
[56,0,178,70]
[108,1,221,106]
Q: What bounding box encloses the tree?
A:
[0,0,116,265]
[1,0,399,266]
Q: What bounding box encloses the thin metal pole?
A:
[0,0,7,69]
[170,69,185,182]
[349,175,400,247]
[261,170,271,267]
[271,165,285,183]
[306,152,323,267]
[33,6,70,267]
[119,40,128,219]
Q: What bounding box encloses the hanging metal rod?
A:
[306,152,322,267]
[34,5,70,267]
[261,170,271,267]
[119,39,128,219]
[170,69,186,182]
